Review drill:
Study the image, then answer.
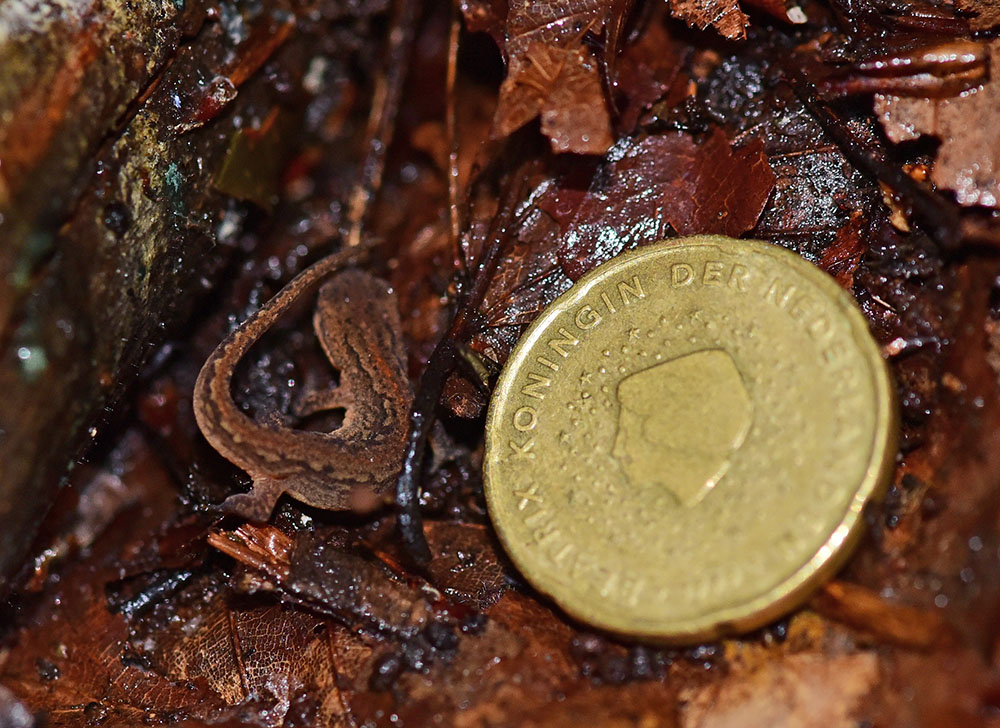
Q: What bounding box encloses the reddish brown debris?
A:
[4,0,1000,726]
[955,0,1000,30]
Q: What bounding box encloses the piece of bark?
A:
[0,0,201,330]
[0,0,382,597]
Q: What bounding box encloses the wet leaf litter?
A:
[3,1,1000,727]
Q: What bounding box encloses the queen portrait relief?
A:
[611,349,753,506]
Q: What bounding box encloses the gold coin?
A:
[483,235,896,643]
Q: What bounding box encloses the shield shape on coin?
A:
[612,349,753,506]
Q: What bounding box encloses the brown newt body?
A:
[193,251,413,520]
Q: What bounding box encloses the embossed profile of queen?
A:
[612,350,753,506]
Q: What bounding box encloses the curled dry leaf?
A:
[874,41,1000,208]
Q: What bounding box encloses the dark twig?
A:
[395,173,534,565]
[395,339,458,564]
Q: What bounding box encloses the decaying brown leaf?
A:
[817,213,866,288]
[424,521,508,609]
[209,525,439,640]
[466,0,633,154]
[613,8,686,132]
[127,584,364,726]
[351,591,679,726]
[875,41,1000,208]
[665,0,802,41]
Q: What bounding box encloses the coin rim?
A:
[483,235,897,643]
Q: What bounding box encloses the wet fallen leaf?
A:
[467,127,774,364]
[126,577,365,727]
[0,573,251,727]
[351,591,679,727]
[817,213,866,288]
[555,128,775,280]
[424,521,508,609]
[613,7,687,132]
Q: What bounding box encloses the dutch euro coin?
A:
[483,236,897,642]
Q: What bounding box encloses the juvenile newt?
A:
[193,250,413,520]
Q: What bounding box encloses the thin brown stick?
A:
[447,5,462,255]
[345,0,419,248]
